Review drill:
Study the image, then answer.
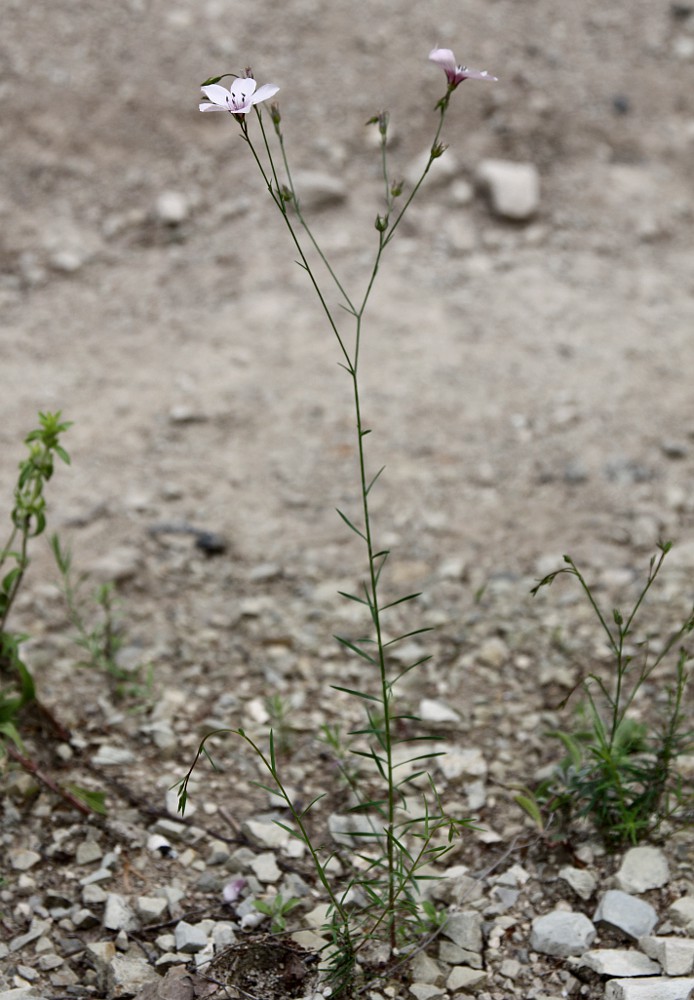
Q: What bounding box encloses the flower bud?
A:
[430,142,448,159]
[270,102,281,125]
[390,180,403,199]
[374,214,389,233]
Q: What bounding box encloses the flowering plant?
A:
[180,47,496,995]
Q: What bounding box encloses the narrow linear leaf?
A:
[333,635,378,665]
[365,466,386,496]
[381,592,422,611]
[331,684,380,702]
[383,626,434,648]
[337,590,370,607]
[335,508,367,541]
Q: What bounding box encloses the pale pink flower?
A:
[428,48,497,87]
[199,78,279,116]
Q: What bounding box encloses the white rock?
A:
[446,966,488,991]
[530,910,596,957]
[10,919,51,953]
[106,955,159,994]
[438,746,487,780]
[441,911,483,952]
[103,893,139,933]
[135,897,169,924]
[242,819,290,849]
[559,865,597,901]
[580,948,661,977]
[93,745,137,766]
[594,890,658,939]
[293,171,346,211]
[476,636,509,668]
[249,852,281,883]
[669,897,694,932]
[75,841,103,865]
[640,937,694,976]
[616,847,670,893]
[9,849,41,871]
[418,698,460,723]
[174,921,208,954]
[605,977,694,1000]
[476,159,540,220]
[155,190,189,225]
[409,985,445,1000]
[88,546,142,583]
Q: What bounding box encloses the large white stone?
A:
[616,847,670,893]
[476,159,540,221]
[640,937,694,976]
[580,948,660,977]
[530,909,596,957]
[594,890,658,939]
[605,977,694,1000]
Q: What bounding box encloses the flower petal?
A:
[200,84,231,106]
[199,102,227,111]
[459,66,498,82]
[249,83,280,105]
[428,48,457,71]
[229,78,257,101]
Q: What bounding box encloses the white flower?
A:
[199,77,279,116]
[429,48,497,87]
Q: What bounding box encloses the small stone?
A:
[174,921,208,954]
[409,952,444,985]
[36,954,64,972]
[86,940,117,979]
[155,190,189,225]
[103,893,139,933]
[437,746,487,780]
[106,955,159,994]
[409,985,445,1000]
[75,841,103,865]
[242,819,290,850]
[72,908,99,929]
[9,849,41,871]
[559,866,598,901]
[446,966,488,991]
[418,698,460,723]
[441,911,483,953]
[82,883,107,905]
[9,918,52,952]
[293,171,346,211]
[135,897,169,924]
[669,897,694,931]
[594,890,658,939]
[605,978,694,1000]
[476,159,540,220]
[580,948,661,977]
[499,958,522,980]
[640,937,694,976]
[615,846,670,894]
[88,546,142,584]
[476,636,509,668]
[93,744,137,766]
[530,910,596,957]
[249,852,281,883]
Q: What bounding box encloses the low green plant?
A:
[0,411,72,749]
[254,891,302,933]
[524,542,693,846]
[179,48,494,994]
[51,533,153,704]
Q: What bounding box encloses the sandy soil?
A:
[1,1,693,997]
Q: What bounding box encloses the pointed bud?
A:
[270,103,281,126]
[431,142,448,159]
[374,215,389,232]
[390,180,403,198]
